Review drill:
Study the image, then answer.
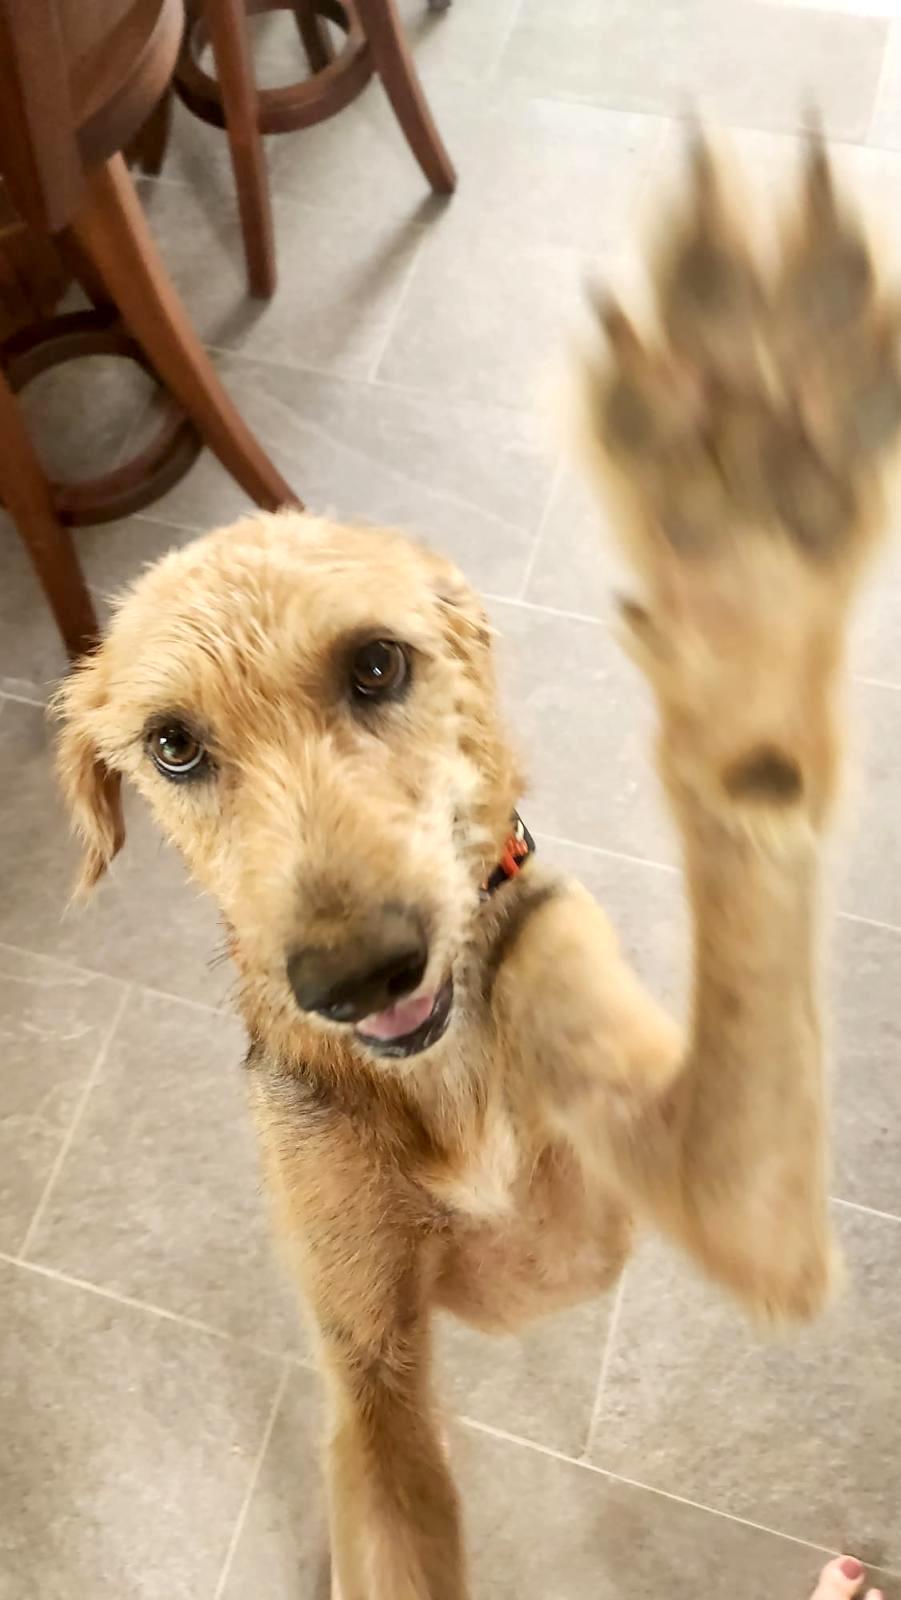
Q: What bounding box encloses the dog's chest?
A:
[426,1108,521,1221]
[433,1132,632,1331]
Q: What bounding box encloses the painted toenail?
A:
[840,1558,864,1580]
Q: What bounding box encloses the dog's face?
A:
[55,514,519,1060]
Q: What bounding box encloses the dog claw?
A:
[803,119,833,209]
[599,297,642,356]
[686,121,719,206]
[587,126,901,576]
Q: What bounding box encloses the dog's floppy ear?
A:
[52,656,126,900]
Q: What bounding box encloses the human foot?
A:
[810,1555,883,1600]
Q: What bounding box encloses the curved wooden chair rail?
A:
[0,0,299,661]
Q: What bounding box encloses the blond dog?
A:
[54,141,900,1599]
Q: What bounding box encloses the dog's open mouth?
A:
[356,978,454,1059]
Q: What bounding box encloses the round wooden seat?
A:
[0,0,299,660]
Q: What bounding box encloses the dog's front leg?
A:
[325,1341,463,1600]
[252,1085,468,1600]
[564,137,901,1323]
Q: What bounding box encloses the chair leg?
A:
[129,90,174,177]
[57,229,114,311]
[356,0,456,194]
[69,155,299,514]
[292,0,334,72]
[0,366,99,660]
[203,0,277,299]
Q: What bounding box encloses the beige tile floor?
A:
[3,1,901,1595]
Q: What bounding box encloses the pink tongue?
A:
[358,990,437,1041]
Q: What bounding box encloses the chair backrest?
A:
[0,0,182,234]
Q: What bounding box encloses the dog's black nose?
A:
[287,906,428,1024]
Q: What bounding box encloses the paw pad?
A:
[722,746,804,804]
[590,126,901,569]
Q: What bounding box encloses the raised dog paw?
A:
[582,131,901,820]
[594,132,901,568]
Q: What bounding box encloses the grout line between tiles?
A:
[838,908,901,938]
[5,1250,901,1576]
[140,979,233,1015]
[580,1268,626,1461]
[201,330,572,420]
[129,396,539,550]
[853,672,901,694]
[5,602,901,687]
[365,222,437,384]
[0,688,47,709]
[481,80,891,155]
[0,939,227,1015]
[137,170,201,193]
[366,364,555,416]
[514,460,563,601]
[17,985,132,1261]
[486,591,610,625]
[141,168,435,238]
[212,1361,292,1600]
[488,592,901,700]
[455,1412,852,1564]
[201,340,417,391]
[484,0,527,83]
[838,907,901,942]
[534,833,901,949]
[832,1195,901,1227]
[132,507,211,537]
[6,927,899,1230]
[3,855,901,1029]
[533,829,680,876]
[0,1246,316,1367]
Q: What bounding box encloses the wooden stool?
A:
[0,0,300,661]
[3,303,204,527]
[174,0,457,297]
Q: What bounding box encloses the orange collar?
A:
[480,813,535,900]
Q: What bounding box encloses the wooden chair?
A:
[0,0,300,661]
[174,0,457,298]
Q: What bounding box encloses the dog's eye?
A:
[147,722,206,779]
[350,640,408,701]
